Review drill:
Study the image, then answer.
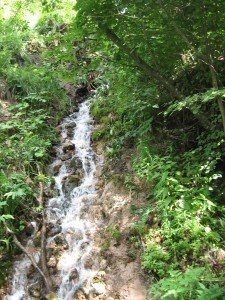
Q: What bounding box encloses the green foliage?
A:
[74,0,225,298]
[106,225,121,243]
[150,267,225,300]
[0,0,76,285]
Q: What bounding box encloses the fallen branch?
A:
[37,166,53,293]
[12,235,52,292]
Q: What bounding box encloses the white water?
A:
[7,99,99,299]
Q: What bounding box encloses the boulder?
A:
[47,256,57,268]
[67,127,74,138]
[91,282,106,295]
[53,161,62,175]
[70,156,82,169]
[47,224,61,237]
[62,173,82,196]
[28,282,42,298]
[74,289,87,300]
[63,141,75,153]
[69,268,79,281]
[61,152,73,161]
[65,121,76,129]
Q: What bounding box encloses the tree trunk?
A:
[99,25,210,130]
[100,25,181,99]
[210,64,225,133]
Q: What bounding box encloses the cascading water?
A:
[7,98,101,299]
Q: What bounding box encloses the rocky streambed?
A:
[6,97,106,299]
[6,93,148,300]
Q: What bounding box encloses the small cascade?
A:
[7,98,101,299]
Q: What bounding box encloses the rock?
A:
[63,141,75,153]
[74,289,87,300]
[61,152,73,161]
[69,268,79,281]
[52,276,62,288]
[67,127,74,138]
[54,234,67,246]
[70,156,82,169]
[28,282,42,298]
[47,256,57,268]
[65,121,76,129]
[29,289,41,298]
[53,161,62,175]
[27,264,35,276]
[100,259,107,269]
[67,174,81,184]
[47,224,62,237]
[91,282,106,295]
[62,173,82,196]
[84,256,95,269]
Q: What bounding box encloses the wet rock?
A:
[53,161,62,175]
[54,234,67,246]
[65,121,76,129]
[69,268,79,281]
[49,267,57,275]
[47,224,61,237]
[67,127,74,138]
[67,174,81,185]
[52,276,62,288]
[47,256,57,268]
[61,152,73,161]
[28,282,42,298]
[74,289,87,300]
[70,156,82,169]
[62,173,82,196]
[27,264,35,276]
[63,141,75,153]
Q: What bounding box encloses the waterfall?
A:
[7,98,100,299]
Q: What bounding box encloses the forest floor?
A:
[87,141,150,300]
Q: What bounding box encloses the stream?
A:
[6,98,100,299]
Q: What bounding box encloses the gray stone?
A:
[65,121,76,129]
[63,141,75,153]
[47,256,57,268]
[53,161,62,175]
[61,152,73,161]
[69,268,79,281]
[70,156,82,169]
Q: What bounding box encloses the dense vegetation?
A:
[74,0,225,298]
[0,0,75,285]
[1,0,225,298]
